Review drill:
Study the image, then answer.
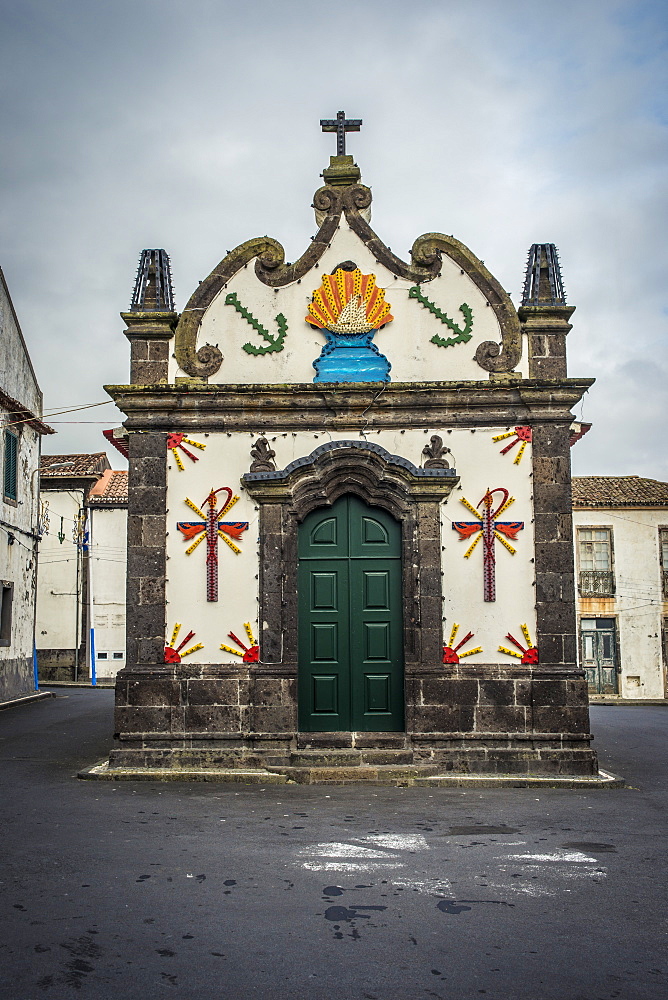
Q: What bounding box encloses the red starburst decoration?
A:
[164,623,203,663]
[498,624,538,665]
[442,623,482,663]
[220,622,259,663]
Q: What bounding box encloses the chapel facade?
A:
[106,119,599,779]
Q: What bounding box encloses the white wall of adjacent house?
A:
[164,426,536,667]
[89,506,127,680]
[573,507,668,699]
[36,489,84,651]
[0,271,44,701]
[0,406,41,700]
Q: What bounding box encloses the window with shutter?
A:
[3,431,18,501]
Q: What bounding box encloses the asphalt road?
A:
[0,689,666,1000]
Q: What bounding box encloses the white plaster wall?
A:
[573,508,667,699]
[0,409,41,663]
[36,489,84,649]
[89,507,127,679]
[0,277,43,695]
[0,525,38,660]
[0,273,42,415]
[171,221,528,385]
[165,426,536,665]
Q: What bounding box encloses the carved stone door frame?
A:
[243,441,459,733]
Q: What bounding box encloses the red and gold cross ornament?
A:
[452,488,524,602]
[177,487,249,602]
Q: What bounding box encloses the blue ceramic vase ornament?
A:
[306,267,392,383]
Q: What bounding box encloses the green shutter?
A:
[4,432,18,501]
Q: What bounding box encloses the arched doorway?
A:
[297,494,403,732]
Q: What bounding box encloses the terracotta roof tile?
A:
[87,470,128,505]
[41,453,110,477]
[572,476,668,508]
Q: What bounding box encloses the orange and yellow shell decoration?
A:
[306,268,393,334]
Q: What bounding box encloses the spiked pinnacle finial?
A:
[131,249,174,312]
[521,244,566,307]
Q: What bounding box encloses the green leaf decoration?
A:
[408,285,474,348]
[224,291,288,355]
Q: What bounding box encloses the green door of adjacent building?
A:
[581,618,618,694]
[298,495,404,732]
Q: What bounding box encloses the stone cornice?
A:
[121,311,178,340]
[104,378,595,432]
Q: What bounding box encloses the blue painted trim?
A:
[33,646,39,691]
[90,628,97,686]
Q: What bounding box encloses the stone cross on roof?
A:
[320,111,362,156]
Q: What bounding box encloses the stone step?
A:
[287,749,416,768]
[290,750,363,767]
[296,733,408,751]
[267,764,441,785]
[80,763,288,783]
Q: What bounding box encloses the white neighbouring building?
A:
[572,476,668,700]
[0,267,54,704]
[36,453,110,681]
[86,469,128,681]
[36,456,128,684]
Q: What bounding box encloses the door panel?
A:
[312,572,338,610]
[581,620,618,694]
[361,516,389,545]
[311,517,338,546]
[364,622,390,660]
[298,495,403,732]
[311,623,338,661]
[363,571,390,610]
[365,674,391,712]
[312,675,338,714]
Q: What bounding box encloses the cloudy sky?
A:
[1,0,666,476]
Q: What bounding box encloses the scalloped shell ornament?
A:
[306,268,393,333]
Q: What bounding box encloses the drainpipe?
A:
[74,516,81,682]
[87,508,96,686]
[31,446,41,691]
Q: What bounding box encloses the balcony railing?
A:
[579,570,615,597]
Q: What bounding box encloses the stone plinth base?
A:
[111,663,599,777]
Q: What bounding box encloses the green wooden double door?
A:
[298,495,404,732]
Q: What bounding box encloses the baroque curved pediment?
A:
[174,181,522,380]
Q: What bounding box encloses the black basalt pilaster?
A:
[531,421,577,672]
[115,430,169,738]
[122,312,177,385]
[530,419,594,762]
